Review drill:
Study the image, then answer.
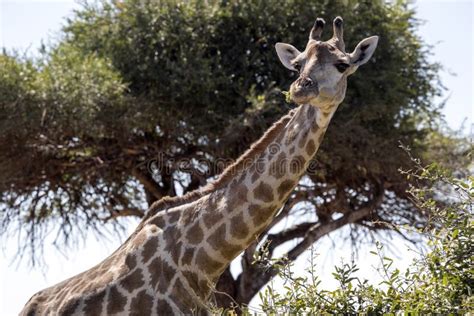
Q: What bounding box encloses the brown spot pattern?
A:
[290,155,306,174]
[207,225,226,250]
[306,139,316,156]
[149,215,166,227]
[25,306,39,316]
[229,214,249,239]
[228,185,248,211]
[167,211,181,224]
[163,226,179,244]
[159,260,175,293]
[129,290,153,316]
[248,204,276,226]
[277,180,296,200]
[83,290,106,315]
[195,248,223,275]
[107,286,127,314]
[58,298,80,315]
[147,257,161,289]
[207,225,242,260]
[253,182,274,203]
[237,185,249,202]
[182,270,199,290]
[180,208,198,226]
[141,237,159,263]
[180,247,195,266]
[157,299,174,315]
[120,269,144,293]
[202,209,223,228]
[186,221,204,244]
[125,253,137,270]
[148,257,175,294]
[269,152,287,179]
[171,278,190,311]
[167,240,182,264]
[220,242,243,261]
[198,279,211,297]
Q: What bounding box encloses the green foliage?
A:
[37,44,127,134]
[258,157,473,314]
[0,54,41,138]
[1,45,125,138]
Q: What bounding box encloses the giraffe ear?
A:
[349,36,379,67]
[275,42,301,71]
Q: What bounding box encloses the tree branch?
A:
[266,222,316,257]
[235,182,385,304]
[101,207,144,222]
[132,168,163,201]
[287,182,384,261]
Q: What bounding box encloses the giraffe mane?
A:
[142,107,298,221]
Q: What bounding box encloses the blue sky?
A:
[414,0,473,132]
[0,1,473,315]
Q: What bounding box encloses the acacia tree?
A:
[0,0,456,307]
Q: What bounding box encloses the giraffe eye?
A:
[335,63,350,73]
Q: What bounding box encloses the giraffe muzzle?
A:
[290,76,319,104]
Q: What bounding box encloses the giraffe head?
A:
[276,17,378,108]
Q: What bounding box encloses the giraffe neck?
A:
[192,103,338,282]
[228,103,336,228]
[19,104,339,316]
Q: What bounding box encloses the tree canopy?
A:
[1,0,466,307]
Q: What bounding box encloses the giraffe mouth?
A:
[289,81,319,105]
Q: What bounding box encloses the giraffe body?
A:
[20,16,378,315]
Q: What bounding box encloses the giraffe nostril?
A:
[298,77,314,88]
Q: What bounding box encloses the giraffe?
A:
[20,16,378,315]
